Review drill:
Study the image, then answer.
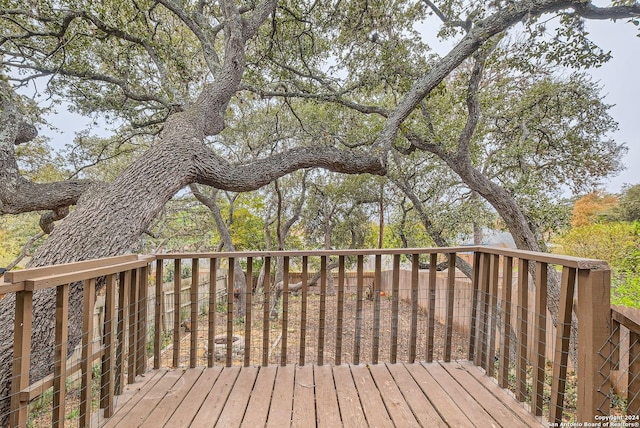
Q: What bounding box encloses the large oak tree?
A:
[1,0,639,424]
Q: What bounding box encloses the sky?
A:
[584,19,640,193]
[41,11,640,195]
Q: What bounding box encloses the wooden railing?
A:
[610,305,640,416]
[0,247,613,426]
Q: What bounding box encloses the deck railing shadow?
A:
[0,246,616,426]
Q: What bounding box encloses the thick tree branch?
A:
[573,2,640,19]
[156,0,221,73]
[193,145,386,192]
[458,48,492,157]
[242,0,278,40]
[373,0,634,157]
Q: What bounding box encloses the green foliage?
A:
[0,213,43,267]
[612,275,640,309]
[554,221,640,307]
[161,262,193,283]
[617,184,640,222]
[553,222,638,270]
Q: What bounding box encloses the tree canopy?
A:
[1,0,640,423]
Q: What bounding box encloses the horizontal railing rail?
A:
[2,247,613,426]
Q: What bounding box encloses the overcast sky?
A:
[584,19,640,193]
[42,12,639,194]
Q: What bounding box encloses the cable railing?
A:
[0,246,615,426]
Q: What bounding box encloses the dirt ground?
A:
[163,291,470,368]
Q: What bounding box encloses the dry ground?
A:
[163,292,470,368]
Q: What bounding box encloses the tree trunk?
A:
[0,2,389,420]
[191,186,247,317]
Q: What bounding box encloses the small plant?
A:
[181,264,192,279]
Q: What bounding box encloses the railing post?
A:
[468,251,481,362]
[444,253,456,362]
[127,269,139,384]
[426,253,437,363]
[577,268,611,422]
[80,278,96,428]
[372,254,382,364]
[208,258,218,368]
[549,267,576,423]
[318,256,327,366]
[114,271,130,395]
[53,284,69,427]
[336,255,345,365]
[353,255,364,365]
[226,258,235,367]
[409,253,419,363]
[100,274,117,418]
[10,289,33,428]
[516,258,529,402]
[172,259,181,368]
[299,256,308,366]
[281,256,289,366]
[390,254,400,364]
[244,257,253,367]
[190,258,199,369]
[498,256,514,389]
[532,262,548,416]
[136,265,148,375]
[154,259,163,369]
[262,257,270,367]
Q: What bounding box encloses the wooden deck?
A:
[94,361,544,427]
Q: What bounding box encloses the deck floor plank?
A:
[440,361,535,428]
[101,369,170,428]
[241,365,277,428]
[333,364,367,427]
[216,367,260,428]
[266,365,296,427]
[163,367,223,427]
[184,366,240,428]
[404,362,477,427]
[138,367,204,427]
[368,363,421,427]
[422,362,498,427]
[350,364,394,427]
[99,362,545,427]
[291,365,316,428]
[385,363,447,427]
[459,361,543,428]
[313,365,342,428]
[116,369,183,425]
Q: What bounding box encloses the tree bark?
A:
[0,1,386,423]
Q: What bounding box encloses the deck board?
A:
[98,362,545,427]
[313,364,342,428]
[266,365,295,427]
[368,363,420,427]
[241,365,276,427]
[291,364,316,427]
[384,362,447,427]
[216,366,259,427]
[405,362,477,427]
[138,367,205,427]
[333,364,368,427]
[189,366,240,427]
[164,366,222,427]
[351,364,394,427]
